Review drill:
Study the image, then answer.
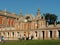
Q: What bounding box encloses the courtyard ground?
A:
[0,40,60,45]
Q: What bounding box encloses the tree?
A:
[43,13,57,24]
[57,21,60,24]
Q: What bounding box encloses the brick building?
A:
[0,8,60,40]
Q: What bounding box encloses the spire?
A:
[5,8,6,12]
[4,8,7,15]
[37,7,40,15]
[19,9,23,18]
[36,8,41,20]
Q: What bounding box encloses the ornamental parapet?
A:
[0,27,15,31]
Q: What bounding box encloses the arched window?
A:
[12,32,14,36]
[35,31,37,37]
[50,31,52,38]
[8,32,9,35]
[58,30,60,38]
[42,31,44,39]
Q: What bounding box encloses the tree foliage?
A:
[43,13,57,24]
[57,21,60,24]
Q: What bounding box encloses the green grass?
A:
[0,40,60,45]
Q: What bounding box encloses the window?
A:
[8,32,9,35]
[35,31,37,37]
[12,32,14,36]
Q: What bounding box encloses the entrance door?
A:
[42,31,44,39]
[50,31,52,38]
[58,30,60,38]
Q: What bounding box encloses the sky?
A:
[0,0,60,21]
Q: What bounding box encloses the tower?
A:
[36,8,41,20]
[4,8,7,15]
[19,9,23,18]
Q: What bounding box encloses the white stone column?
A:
[11,32,13,37]
[16,32,17,38]
[6,32,8,37]
[40,31,43,39]
[29,31,31,38]
[56,30,59,38]
[52,30,54,39]
[38,31,40,39]
[10,32,11,37]
[14,32,16,40]
[33,31,36,39]
[9,32,11,40]
[1,32,4,36]
[48,30,50,38]
[44,30,46,39]
[37,31,40,39]
[54,30,57,39]
[6,32,8,40]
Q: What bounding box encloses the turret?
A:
[4,8,7,15]
[19,9,23,18]
[36,8,41,20]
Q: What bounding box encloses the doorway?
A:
[50,31,52,38]
[58,30,60,38]
[42,31,44,39]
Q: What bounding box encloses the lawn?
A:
[0,40,60,45]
